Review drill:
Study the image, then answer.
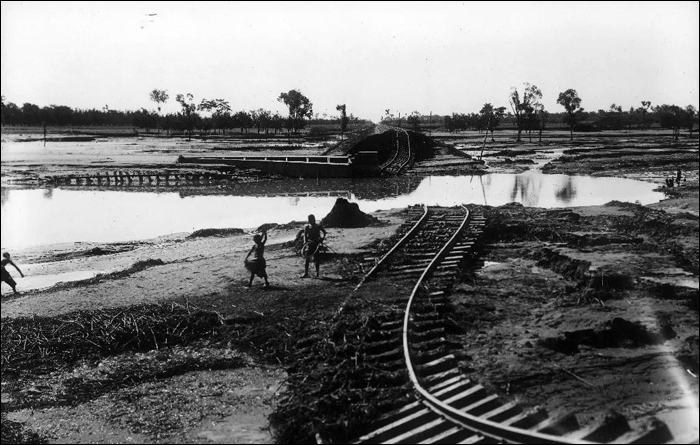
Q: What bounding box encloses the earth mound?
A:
[321,198,379,228]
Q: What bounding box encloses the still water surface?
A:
[1,172,665,249]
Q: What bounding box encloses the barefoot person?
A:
[244,230,270,287]
[1,252,24,295]
[302,214,327,278]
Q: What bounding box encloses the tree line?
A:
[0,89,365,137]
[381,85,698,141]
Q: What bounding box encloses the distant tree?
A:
[198,98,231,134]
[445,112,468,132]
[232,110,253,134]
[175,93,196,140]
[270,112,285,134]
[250,108,272,134]
[654,104,691,140]
[277,89,313,133]
[537,109,548,143]
[382,109,395,124]
[685,105,698,138]
[638,100,651,128]
[21,102,42,126]
[149,89,169,134]
[509,83,542,142]
[132,108,158,132]
[479,103,506,142]
[606,103,625,130]
[2,101,21,126]
[406,111,421,131]
[557,89,583,140]
[524,84,542,142]
[45,105,74,126]
[336,104,348,140]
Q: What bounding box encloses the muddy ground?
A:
[1,127,698,443]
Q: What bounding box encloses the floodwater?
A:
[14,269,111,292]
[1,172,665,249]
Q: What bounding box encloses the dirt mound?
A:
[321,198,380,228]
[322,125,380,156]
[323,125,465,165]
[187,228,245,238]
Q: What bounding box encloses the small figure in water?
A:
[1,252,25,295]
[302,214,327,278]
[244,230,270,288]
[676,168,683,185]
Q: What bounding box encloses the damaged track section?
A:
[348,205,674,444]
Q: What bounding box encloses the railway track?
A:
[380,127,414,175]
[328,205,673,444]
[41,169,247,187]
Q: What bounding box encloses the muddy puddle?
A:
[1,172,665,249]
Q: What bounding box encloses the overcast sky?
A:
[2,1,698,121]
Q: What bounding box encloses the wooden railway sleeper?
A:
[411,327,448,342]
[411,336,450,351]
[500,407,551,430]
[375,358,407,372]
[420,370,464,392]
[363,337,402,354]
[530,412,580,435]
[374,321,403,332]
[354,406,441,443]
[565,412,632,443]
[411,311,443,321]
[416,354,458,376]
[412,346,454,365]
[611,422,673,445]
[365,330,400,342]
[364,347,403,362]
[411,319,447,332]
[354,378,485,443]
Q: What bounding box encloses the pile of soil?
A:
[187,228,245,238]
[321,198,380,228]
[325,125,468,165]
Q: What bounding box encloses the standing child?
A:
[244,230,270,287]
[1,252,24,295]
[302,214,327,278]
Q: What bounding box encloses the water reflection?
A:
[1,172,665,248]
[555,177,577,203]
[0,188,9,206]
[175,176,422,201]
[509,175,544,207]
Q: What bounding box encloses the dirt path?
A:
[1,210,404,444]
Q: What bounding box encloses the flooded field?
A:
[1,172,665,248]
[1,126,697,444]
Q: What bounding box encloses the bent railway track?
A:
[379,126,414,175]
[329,205,673,444]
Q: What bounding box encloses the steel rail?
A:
[400,206,593,444]
[354,204,428,291]
[394,127,413,175]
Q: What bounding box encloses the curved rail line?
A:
[379,126,413,175]
[332,205,673,444]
